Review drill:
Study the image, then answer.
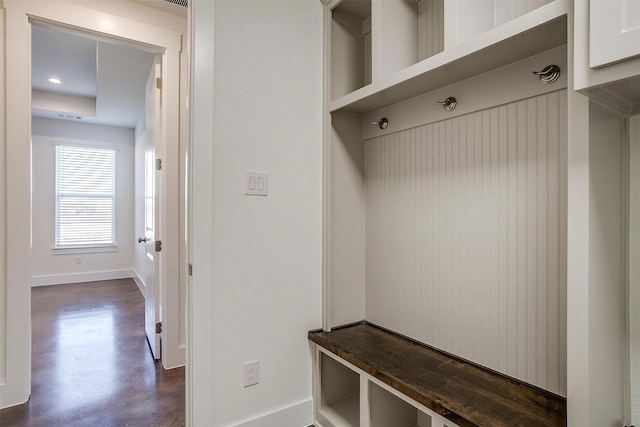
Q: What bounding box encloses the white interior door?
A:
[143,59,162,360]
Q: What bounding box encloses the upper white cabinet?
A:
[574,0,640,101]
[590,0,640,68]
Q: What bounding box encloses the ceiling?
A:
[31,24,157,128]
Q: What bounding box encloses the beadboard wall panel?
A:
[495,0,555,28]
[418,0,444,61]
[365,90,567,396]
[378,0,444,79]
[454,0,554,45]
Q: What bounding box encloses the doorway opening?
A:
[20,22,185,422]
[30,21,161,356]
[1,0,186,410]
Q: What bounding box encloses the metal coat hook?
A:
[533,65,561,84]
[372,117,389,130]
[437,97,457,112]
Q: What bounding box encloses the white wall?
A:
[31,117,135,286]
[190,0,323,425]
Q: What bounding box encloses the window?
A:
[55,144,116,248]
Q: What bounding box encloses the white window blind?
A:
[55,145,116,247]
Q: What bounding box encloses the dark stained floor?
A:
[0,279,185,427]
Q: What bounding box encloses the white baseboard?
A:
[31,269,134,287]
[132,269,146,295]
[232,399,313,427]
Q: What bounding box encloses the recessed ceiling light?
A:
[48,78,62,84]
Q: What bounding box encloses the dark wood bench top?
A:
[308,322,566,427]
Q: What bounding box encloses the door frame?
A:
[1,0,184,408]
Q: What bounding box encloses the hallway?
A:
[0,279,184,427]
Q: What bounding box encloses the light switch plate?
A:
[245,172,268,196]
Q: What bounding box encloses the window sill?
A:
[52,245,118,255]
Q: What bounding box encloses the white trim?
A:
[132,268,146,295]
[231,399,313,427]
[0,5,6,396]
[629,115,640,425]
[187,0,216,424]
[52,245,118,255]
[51,140,121,152]
[30,269,133,287]
[321,1,332,333]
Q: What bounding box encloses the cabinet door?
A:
[590,0,640,68]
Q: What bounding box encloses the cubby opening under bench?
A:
[309,322,566,427]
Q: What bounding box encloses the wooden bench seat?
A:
[308,322,566,427]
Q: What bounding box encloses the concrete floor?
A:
[0,279,185,427]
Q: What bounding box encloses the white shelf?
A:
[329,0,568,114]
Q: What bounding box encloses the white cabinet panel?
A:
[590,0,640,68]
[329,111,366,328]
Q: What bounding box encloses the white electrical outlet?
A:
[75,256,82,265]
[244,360,259,387]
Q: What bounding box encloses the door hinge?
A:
[188,263,193,276]
[155,240,162,252]
[156,158,162,171]
[156,322,162,334]
[156,77,163,90]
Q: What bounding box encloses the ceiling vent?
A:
[164,0,188,7]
